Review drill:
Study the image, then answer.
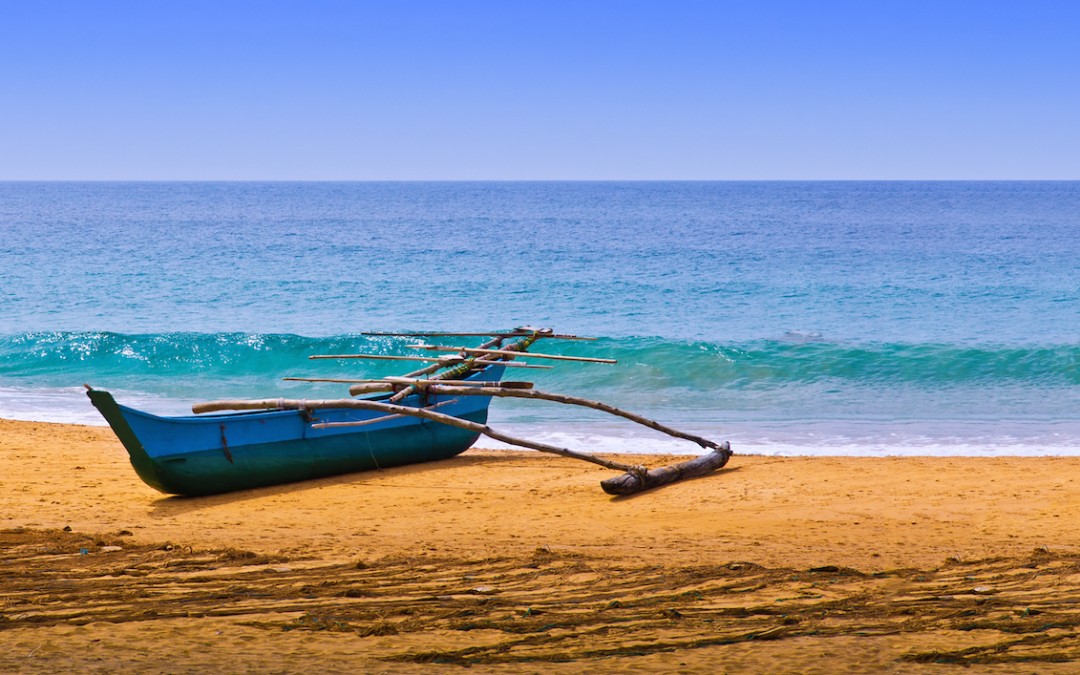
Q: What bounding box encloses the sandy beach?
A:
[3,417,1080,673]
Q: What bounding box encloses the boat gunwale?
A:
[106,364,506,426]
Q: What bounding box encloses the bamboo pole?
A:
[310,353,455,363]
[307,353,551,369]
[311,397,460,429]
[359,330,596,341]
[401,385,728,452]
[330,334,513,382]
[295,380,536,397]
[398,333,504,377]
[189,396,638,473]
[384,377,535,388]
[390,332,507,399]
[284,377,533,388]
[283,377,384,384]
[388,333,540,403]
[340,383,394,395]
[286,335,531,408]
[409,344,616,364]
[277,381,726,454]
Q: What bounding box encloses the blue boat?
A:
[85,328,729,497]
[86,364,506,496]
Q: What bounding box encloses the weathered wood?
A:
[311,397,460,429]
[599,445,731,495]
[388,334,537,403]
[409,344,616,364]
[344,378,533,395]
[340,383,394,395]
[384,377,535,388]
[307,353,551,369]
[387,331,510,378]
[190,396,638,473]
[358,329,596,341]
[407,385,728,453]
[310,353,457,363]
[282,377,384,384]
[301,379,535,397]
[192,399,299,414]
[284,377,533,389]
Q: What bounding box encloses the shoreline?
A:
[6,394,1080,457]
[4,417,1080,672]
[3,417,1079,568]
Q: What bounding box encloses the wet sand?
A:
[2,418,1080,673]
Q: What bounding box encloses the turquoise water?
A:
[2,181,1079,455]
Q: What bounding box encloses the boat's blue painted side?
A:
[88,366,504,496]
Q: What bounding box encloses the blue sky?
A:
[1,1,1078,179]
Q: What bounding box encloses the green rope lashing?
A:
[440,360,479,380]
[513,331,541,352]
[426,330,544,384]
[385,330,541,403]
[446,330,540,379]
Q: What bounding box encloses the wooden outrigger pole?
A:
[307,353,552,369]
[358,327,596,341]
[192,395,731,494]
[196,327,733,495]
[408,344,617,364]
[283,377,535,388]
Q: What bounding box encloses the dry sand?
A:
[2,417,1080,673]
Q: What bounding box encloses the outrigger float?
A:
[87,328,731,496]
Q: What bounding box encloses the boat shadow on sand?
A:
[146,452,519,517]
[147,450,739,516]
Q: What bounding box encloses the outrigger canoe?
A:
[87,328,733,497]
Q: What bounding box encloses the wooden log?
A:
[409,344,616,364]
[599,445,731,495]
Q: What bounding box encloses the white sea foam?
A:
[483,420,1080,458]
[0,386,193,426]
[5,387,1080,458]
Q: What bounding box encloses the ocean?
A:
[2,181,1078,456]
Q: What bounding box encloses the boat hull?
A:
[87,369,502,496]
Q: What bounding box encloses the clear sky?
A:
[1,1,1078,180]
